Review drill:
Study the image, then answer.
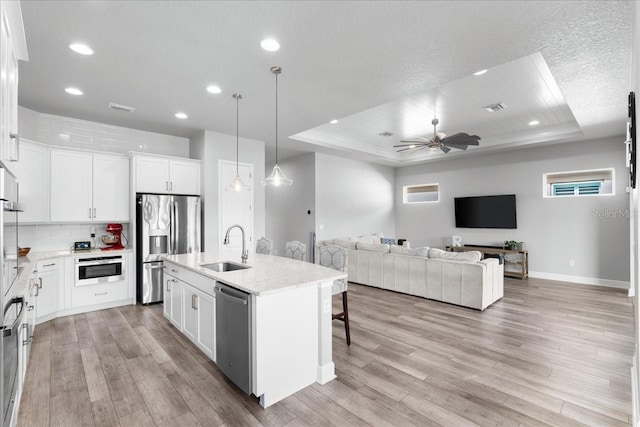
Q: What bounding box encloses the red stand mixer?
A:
[101,223,126,251]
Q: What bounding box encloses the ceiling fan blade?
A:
[394,143,427,148]
[443,143,469,150]
[399,140,428,144]
[442,132,481,146]
[396,147,414,152]
[440,145,452,154]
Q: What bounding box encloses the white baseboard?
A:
[528,271,630,289]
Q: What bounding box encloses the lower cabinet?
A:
[35,258,62,323]
[163,263,216,361]
[164,274,183,329]
[182,283,215,360]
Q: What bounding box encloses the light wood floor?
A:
[18,277,634,426]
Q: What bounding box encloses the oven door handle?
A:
[76,259,123,266]
[2,298,25,337]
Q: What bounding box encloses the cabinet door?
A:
[163,275,173,320]
[36,259,62,322]
[169,159,200,195]
[0,10,9,166]
[93,154,129,222]
[17,142,50,223]
[50,150,93,222]
[196,290,215,360]
[135,156,170,193]
[182,284,197,342]
[169,278,183,329]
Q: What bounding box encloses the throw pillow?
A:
[390,246,429,257]
[356,241,390,253]
[380,237,396,245]
[428,248,481,263]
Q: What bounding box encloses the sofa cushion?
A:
[428,248,481,263]
[356,241,390,253]
[350,233,383,244]
[390,246,430,257]
[333,239,357,250]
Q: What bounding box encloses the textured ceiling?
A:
[17,1,633,164]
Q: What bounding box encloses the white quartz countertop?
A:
[163,252,347,296]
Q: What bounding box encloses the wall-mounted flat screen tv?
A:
[454,194,517,229]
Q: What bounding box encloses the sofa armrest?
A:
[480,258,504,305]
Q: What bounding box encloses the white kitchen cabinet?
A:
[50,150,93,222]
[21,271,37,380]
[50,149,129,222]
[16,140,49,223]
[182,282,215,360]
[164,274,183,329]
[93,154,129,222]
[0,1,24,173]
[134,154,200,195]
[35,258,62,324]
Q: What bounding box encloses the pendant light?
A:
[226,93,251,192]
[263,66,293,186]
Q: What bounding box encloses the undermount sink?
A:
[200,261,251,272]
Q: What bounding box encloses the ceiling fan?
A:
[394,118,481,154]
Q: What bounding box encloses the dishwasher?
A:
[214,282,252,394]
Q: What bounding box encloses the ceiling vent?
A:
[378,131,394,137]
[108,102,135,112]
[484,102,507,112]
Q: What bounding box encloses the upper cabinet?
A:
[134,154,201,195]
[50,149,129,222]
[0,1,28,174]
[17,140,50,223]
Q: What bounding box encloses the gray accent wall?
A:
[190,130,265,254]
[395,137,630,284]
[315,153,395,241]
[265,153,316,258]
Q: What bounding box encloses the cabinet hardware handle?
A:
[93,208,96,218]
[193,294,198,310]
[9,133,19,162]
[35,285,39,297]
[170,181,173,191]
[166,181,169,191]
[27,305,34,311]
[95,292,108,296]
[42,263,55,267]
[89,208,92,218]
[171,269,178,273]
[38,277,43,289]
[167,281,171,292]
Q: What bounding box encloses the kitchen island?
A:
[162,252,347,408]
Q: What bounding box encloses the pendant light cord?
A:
[275,71,279,165]
[236,95,239,174]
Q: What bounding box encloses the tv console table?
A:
[445,245,528,280]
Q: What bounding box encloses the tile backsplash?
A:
[17,223,131,252]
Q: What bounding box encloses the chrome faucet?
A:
[223,224,248,263]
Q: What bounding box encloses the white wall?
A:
[18,106,189,157]
[265,153,316,258]
[395,137,630,285]
[189,130,265,254]
[17,223,129,252]
[315,153,395,241]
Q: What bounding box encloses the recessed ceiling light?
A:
[68,43,94,55]
[175,112,188,119]
[206,85,222,94]
[473,69,488,76]
[260,38,280,52]
[329,119,338,124]
[529,120,540,126]
[65,87,83,96]
[484,102,507,112]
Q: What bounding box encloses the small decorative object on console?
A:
[504,240,518,250]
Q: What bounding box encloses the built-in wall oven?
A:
[75,255,125,286]
[2,296,24,427]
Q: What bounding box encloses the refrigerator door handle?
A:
[173,200,179,255]
[169,200,175,255]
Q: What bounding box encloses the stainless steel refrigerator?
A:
[136,194,201,304]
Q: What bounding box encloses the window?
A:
[543,169,614,198]
[404,183,439,204]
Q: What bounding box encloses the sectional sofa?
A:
[317,235,504,311]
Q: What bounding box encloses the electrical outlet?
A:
[569,260,575,267]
